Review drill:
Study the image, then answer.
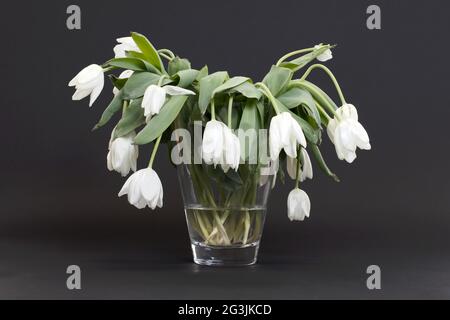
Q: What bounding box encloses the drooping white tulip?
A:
[287,188,311,221]
[68,64,104,107]
[113,70,134,95]
[118,168,163,209]
[269,112,307,161]
[202,120,226,167]
[141,85,195,117]
[286,148,313,181]
[113,37,140,58]
[314,44,333,62]
[107,130,138,177]
[221,127,241,172]
[327,104,371,163]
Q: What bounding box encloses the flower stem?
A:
[227,95,234,127]
[157,75,167,86]
[255,82,280,114]
[295,147,301,189]
[148,135,162,168]
[300,64,346,105]
[121,100,129,116]
[158,49,176,60]
[276,47,315,66]
[211,99,216,120]
[314,100,332,121]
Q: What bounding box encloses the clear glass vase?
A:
[177,163,273,266]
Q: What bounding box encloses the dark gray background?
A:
[1,0,449,299]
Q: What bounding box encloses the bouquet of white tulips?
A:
[69,32,370,245]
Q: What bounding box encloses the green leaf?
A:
[174,69,199,88]
[262,65,292,96]
[168,57,191,76]
[121,72,160,100]
[276,99,320,144]
[130,32,164,72]
[212,76,250,96]
[278,87,321,127]
[310,144,340,182]
[256,101,266,127]
[134,95,189,145]
[196,65,209,81]
[93,93,123,130]
[109,75,128,91]
[124,52,162,74]
[198,71,228,114]
[280,44,334,70]
[228,82,262,99]
[295,80,338,111]
[104,57,149,72]
[114,98,145,138]
[239,99,261,160]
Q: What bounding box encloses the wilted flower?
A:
[314,44,333,62]
[107,130,138,177]
[327,104,371,163]
[287,188,311,221]
[142,85,195,117]
[113,37,140,58]
[68,64,104,107]
[118,168,163,209]
[269,112,307,161]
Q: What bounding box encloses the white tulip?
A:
[286,148,313,181]
[118,168,163,209]
[113,70,134,95]
[202,120,226,167]
[113,37,140,58]
[327,104,371,163]
[222,127,241,172]
[314,45,333,62]
[287,188,311,221]
[68,64,104,107]
[269,112,307,161]
[142,85,195,117]
[107,130,138,177]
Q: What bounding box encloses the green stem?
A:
[295,146,301,189]
[158,49,176,60]
[255,82,280,114]
[210,99,216,120]
[299,64,346,105]
[276,47,315,66]
[227,95,234,127]
[314,100,332,121]
[148,135,162,168]
[157,75,168,86]
[121,100,129,116]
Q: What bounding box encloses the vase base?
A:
[191,242,260,266]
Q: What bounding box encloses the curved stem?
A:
[158,49,176,59]
[295,146,301,189]
[255,82,280,114]
[227,95,234,127]
[314,100,332,121]
[148,135,162,168]
[300,64,346,105]
[157,74,168,86]
[276,47,315,66]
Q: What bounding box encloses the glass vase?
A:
[177,163,273,266]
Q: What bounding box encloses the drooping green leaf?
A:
[130,32,164,72]
[278,87,321,127]
[121,72,161,99]
[174,69,199,88]
[109,75,128,91]
[310,144,340,182]
[196,65,209,81]
[262,65,292,96]
[134,95,189,145]
[114,98,145,138]
[212,76,250,96]
[104,57,149,72]
[124,52,162,74]
[93,93,124,130]
[198,71,228,114]
[276,99,320,144]
[239,99,261,161]
[168,57,191,76]
[228,82,262,99]
[280,44,334,71]
[294,80,338,111]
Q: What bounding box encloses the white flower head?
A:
[221,127,241,172]
[113,70,134,95]
[314,44,333,62]
[327,104,371,163]
[142,85,195,117]
[68,64,104,107]
[113,37,140,58]
[107,130,138,177]
[286,148,313,181]
[118,168,163,210]
[202,120,226,167]
[287,188,311,221]
[269,112,307,161]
